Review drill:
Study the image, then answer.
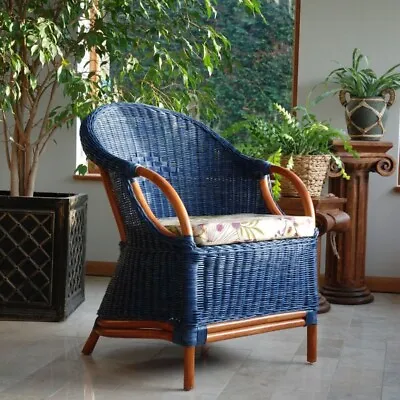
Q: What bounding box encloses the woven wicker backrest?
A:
[80,103,268,221]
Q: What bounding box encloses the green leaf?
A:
[57,65,63,80]
[29,76,38,90]
[31,44,39,55]
[39,50,46,65]
[74,164,88,176]
[203,45,213,75]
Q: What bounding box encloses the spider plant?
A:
[316,48,400,101]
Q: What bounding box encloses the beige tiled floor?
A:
[1,277,399,400]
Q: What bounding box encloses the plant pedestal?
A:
[0,192,87,321]
[321,141,396,305]
[278,194,350,313]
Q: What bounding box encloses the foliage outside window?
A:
[85,0,296,174]
[0,0,262,195]
[107,0,296,134]
[208,0,296,134]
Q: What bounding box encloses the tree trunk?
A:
[10,142,19,196]
[26,151,40,197]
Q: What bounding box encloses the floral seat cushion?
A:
[159,213,315,247]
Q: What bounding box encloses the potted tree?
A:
[317,48,400,141]
[0,1,262,320]
[223,103,354,198]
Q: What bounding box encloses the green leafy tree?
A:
[0,0,261,196]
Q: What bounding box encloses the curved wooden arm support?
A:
[135,166,193,237]
[99,166,193,241]
[260,177,283,216]
[270,165,315,220]
[131,181,177,238]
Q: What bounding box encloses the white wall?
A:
[1,0,399,275]
[38,124,120,261]
[298,0,400,277]
[0,118,119,262]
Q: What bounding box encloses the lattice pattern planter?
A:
[0,192,87,321]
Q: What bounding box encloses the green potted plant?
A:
[0,0,261,321]
[223,103,354,198]
[317,48,400,141]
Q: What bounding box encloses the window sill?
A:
[73,173,102,181]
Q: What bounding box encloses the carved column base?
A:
[318,293,331,313]
[320,285,374,305]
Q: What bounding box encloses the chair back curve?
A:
[80,103,269,219]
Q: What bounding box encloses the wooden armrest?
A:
[133,166,193,237]
[99,166,192,242]
[260,165,315,220]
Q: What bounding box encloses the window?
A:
[79,0,300,176]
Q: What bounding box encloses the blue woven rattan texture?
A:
[80,103,319,346]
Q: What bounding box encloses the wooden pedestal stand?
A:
[321,141,396,305]
[278,195,350,313]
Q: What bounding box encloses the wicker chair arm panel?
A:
[269,165,315,220]
[80,120,139,178]
[135,166,193,237]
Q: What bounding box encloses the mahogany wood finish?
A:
[307,325,317,363]
[278,195,351,313]
[131,181,177,237]
[97,329,173,340]
[206,319,306,343]
[291,0,301,109]
[260,178,284,216]
[135,166,193,236]
[82,311,312,390]
[270,165,315,220]
[322,141,396,305]
[184,347,196,391]
[82,331,100,356]
[207,311,306,333]
[96,320,173,331]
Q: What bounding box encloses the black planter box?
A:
[0,192,88,321]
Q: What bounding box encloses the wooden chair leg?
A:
[82,330,100,355]
[307,324,317,363]
[183,346,195,391]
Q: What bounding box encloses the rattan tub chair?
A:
[80,103,319,391]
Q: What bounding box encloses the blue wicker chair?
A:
[80,103,319,391]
